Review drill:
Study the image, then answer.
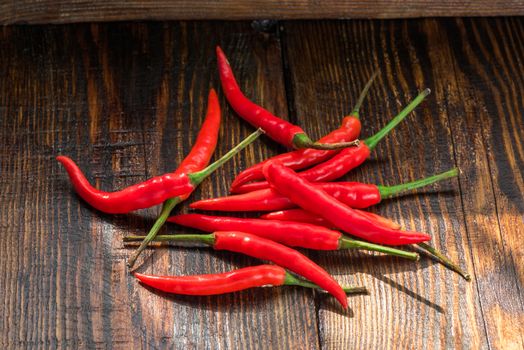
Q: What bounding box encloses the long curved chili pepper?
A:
[216,46,359,151]
[128,231,349,309]
[259,209,470,280]
[135,265,366,296]
[232,89,431,193]
[261,208,401,230]
[191,168,459,212]
[166,214,418,260]
[262,161,431,246]
[230,72,378,191]
[128,89,221,268]
[57,128,263,214]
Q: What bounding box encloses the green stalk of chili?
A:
[128,89,221,268]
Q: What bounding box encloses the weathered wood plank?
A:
[440,17,524,349]
[0,22,319,349]
[281,19,494,349]
[2,1,524,24]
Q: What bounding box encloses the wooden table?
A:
[1,19,523,349]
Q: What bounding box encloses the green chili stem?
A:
[284,273,367,294]
[124,234,215,246]
[127,197,182,268]
[378,168,459,199]
[339,237,419,260]
[188,128,264,185]
[351,70,379,118]
[417,243,471,281]
[364,88,431,151]
[309,138,360,150]
[293,133,361,150]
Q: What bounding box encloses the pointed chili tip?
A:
[133,272,144,281]
[216,46,226,61]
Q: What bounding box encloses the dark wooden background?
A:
[1,19,523,349]
[3,1,524,24]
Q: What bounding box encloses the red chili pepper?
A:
[166,213,418,260]
[260,209,470,280]
[230,72,378,191]
[175,89,222,188]
[232,89,431,193]
[262,161,431,246]
[128,90,222,268]
[190,169,458,212]
[129,231,349,309]
[261,208,401,230]
[216,46,360,151]
[134,265,367,296]
[57,128,263,214]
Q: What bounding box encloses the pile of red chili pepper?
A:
[57,47,470,311]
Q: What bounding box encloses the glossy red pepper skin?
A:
[175,89,221,181]
[263,162,430,246]
[230,116,361,191]
[233,142,371,193]
[191,182,380,212]
[168,214,341,250]
[261,208,402,230]
[56,156,193,213]
[261,209,331,226]
[217,46,303,147]
[135,265,286,296]
[213,231,348,309]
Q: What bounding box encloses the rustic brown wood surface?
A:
[3,1,524,24]
[0,19,522,349]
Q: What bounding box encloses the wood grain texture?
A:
[2,1,524,24]
[0,19,523,349]
[0,22,318,349]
